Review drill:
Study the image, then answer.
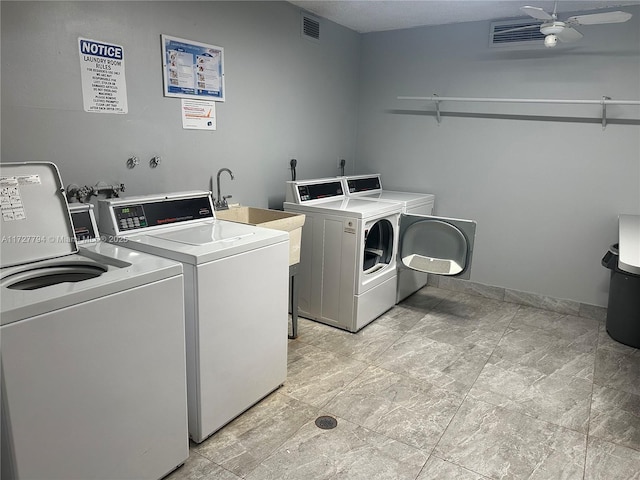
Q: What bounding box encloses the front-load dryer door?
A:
[399,214,476,280]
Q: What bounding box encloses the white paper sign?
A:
[181,99,216,130]
[0,177,26,221]
[78,37,128,114]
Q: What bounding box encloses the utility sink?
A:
[216,207,305,265]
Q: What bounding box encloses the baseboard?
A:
[428,276,607,322]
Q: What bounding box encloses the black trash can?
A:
[601,243,640,348]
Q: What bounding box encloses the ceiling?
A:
[288,0,640,33]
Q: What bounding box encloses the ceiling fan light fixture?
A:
[540,21,565,35]
[544,34,558,47]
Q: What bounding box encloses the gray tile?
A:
[437,277,505,301]
[285,341,368,407]
[291,318,405,364]
[293,316,342,341]
[325,366,465,450]
[374,332,491,394]
[584,436,640,480]
[374,305,427,332]
[427,291,519,326]
[597,322,640,357]
[594,347,640,396]
[579,303,607,322]
[164,453,241,480]
[244,416,429,480]
[434,399,586,480]
[510,305,600,345]
[179,285,640,480]
[469,358,593,433]
[504,288,581,316]
[417,456,490,480]
[408,312,509,350]
[193,392,318,478]
[401,285,449,312]
[589,384,640,451]
[491,325,596,381]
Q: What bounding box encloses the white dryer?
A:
[343,174,436,302]
[98,191,289,443]
[1,163,188,480]
[285,178,402,332]
[285,177,476,331]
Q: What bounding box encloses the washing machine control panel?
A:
[112,196,214,232]
[113,205,148,232]
[297,181,343,202]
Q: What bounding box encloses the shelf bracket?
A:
[601,96,610,130]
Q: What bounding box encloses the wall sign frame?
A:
[161,34,225,102]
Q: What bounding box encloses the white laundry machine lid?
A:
[344,174,434,208]
[363,191,435,208]
[0,162,77,268]
[285,197,400,219]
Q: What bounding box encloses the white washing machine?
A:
[343,174,436,302]
[285,177,476,331]
[98,191,289,443]
[1,163,188,480]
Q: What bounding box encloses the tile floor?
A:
[166,286,640,480]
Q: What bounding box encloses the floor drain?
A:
[315,415,337,430]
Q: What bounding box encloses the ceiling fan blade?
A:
[556,27,583,42]
[521,6,554,21]
[566,11,632,25]
[496,24,540,35]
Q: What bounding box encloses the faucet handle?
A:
[223,195,233,200]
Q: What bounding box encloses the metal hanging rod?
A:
[397,95,640,105]
[397,95,640,129]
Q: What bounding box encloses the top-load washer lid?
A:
[148,221,254,245]
[0,162,78,268]
[118,219,287,265]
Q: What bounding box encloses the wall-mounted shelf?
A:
[397,95,640,129]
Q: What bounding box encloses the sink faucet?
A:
[215,168,234,210]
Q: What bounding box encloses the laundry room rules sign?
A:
[78,37,128,114]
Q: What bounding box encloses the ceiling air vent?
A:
[490,18,545,47]
[301,13,320,42]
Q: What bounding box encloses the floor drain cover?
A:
[315,415,337,430]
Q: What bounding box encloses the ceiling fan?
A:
[504,2,633,47]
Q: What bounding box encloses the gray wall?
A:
[1,1,360,208]
[3,1,639,307]
[355,8,640,306]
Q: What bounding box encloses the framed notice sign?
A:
[161,35,225,102]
